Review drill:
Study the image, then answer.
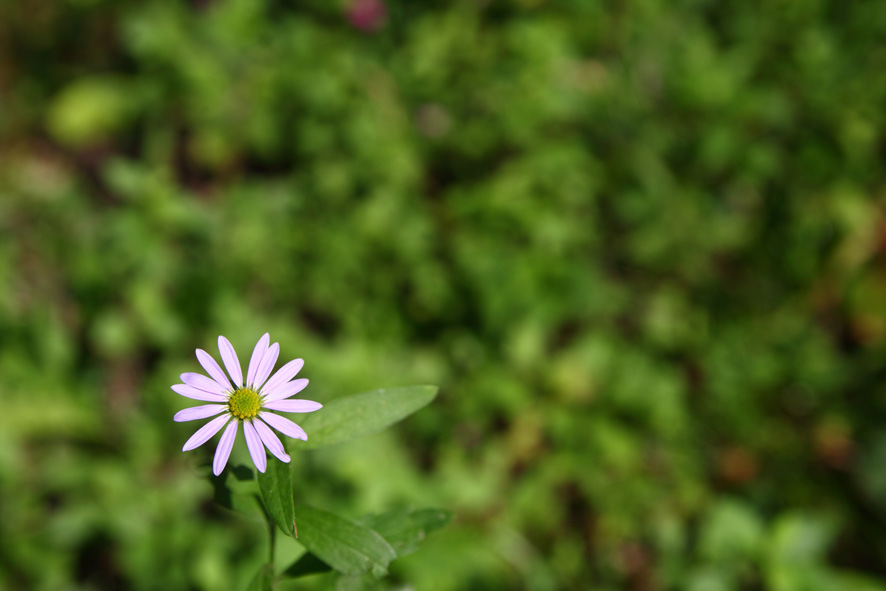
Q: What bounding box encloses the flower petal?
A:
[243,420,267,473]
[218,336,243,387]
[180,372,227,396]
[172,384,227,402]
[253,342,279,390]
[262,378,309,403]
[261,358,304,396]
[262,399,322,414]
[260,412,308,441]
[213,420,239,476]
[253,419,291,463]
[246,333,269,389]
[182,414,230,451]
[174,404,227,422]
[196,349,232,392]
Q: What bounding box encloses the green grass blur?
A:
[2,1,886,589]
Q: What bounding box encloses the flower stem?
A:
[268,514,276,565]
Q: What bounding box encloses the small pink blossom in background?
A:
[347,0,387,32]
[172,334,322,475]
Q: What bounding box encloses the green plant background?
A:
[2,1,886,589]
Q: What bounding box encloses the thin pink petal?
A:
[174,404,227,422]
[196,349,232,391]
[253,343,279,390]
[253,419,291,463]
[180,372,226,396]
[263,378,309,403]
[262,400,322,414]
[218,336,243,387]
[260,412,308,441]
[246,334,269,389]
[213,420,239,476]
[243,420,267,473]
[261,359,304,396]
[182,414,230,451]
[172,384,227,402]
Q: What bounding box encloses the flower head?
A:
[172,334,322,475]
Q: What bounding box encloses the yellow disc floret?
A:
[228,387,261,420]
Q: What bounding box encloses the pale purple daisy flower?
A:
[172,334,322,475]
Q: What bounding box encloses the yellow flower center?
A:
[228,387,261,420]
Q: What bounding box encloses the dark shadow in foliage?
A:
[211,463,256,511]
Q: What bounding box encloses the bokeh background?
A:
[2,0,886,589]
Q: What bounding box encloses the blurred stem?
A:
[268,515,276,565]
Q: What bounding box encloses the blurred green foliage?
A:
[2,0,886,589]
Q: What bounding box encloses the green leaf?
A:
[358,508,452,557]
[294,505,396,577]
[257,457,296,538]
[46,76,136,147]
[332,575,378,591]
[246,563,274,591]
[283,507,451,579]
[298,386,438,450]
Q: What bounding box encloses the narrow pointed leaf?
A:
[257,456,296,538]
[298,386,438,450]
[294,505,396,577]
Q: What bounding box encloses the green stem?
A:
[268,515,276,565]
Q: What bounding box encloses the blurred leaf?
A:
[699,500,764,562]
[288,506,396,577]
[246,563,273,591]
[332,574,381,591]
[765,513,841,591]
[298,386,438,450]
[258,458,296,538]
[768,513,838,566]
[686,566,734,591]
[212,464,264,519]
[358,508,452,557]
[46,77,136,147]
